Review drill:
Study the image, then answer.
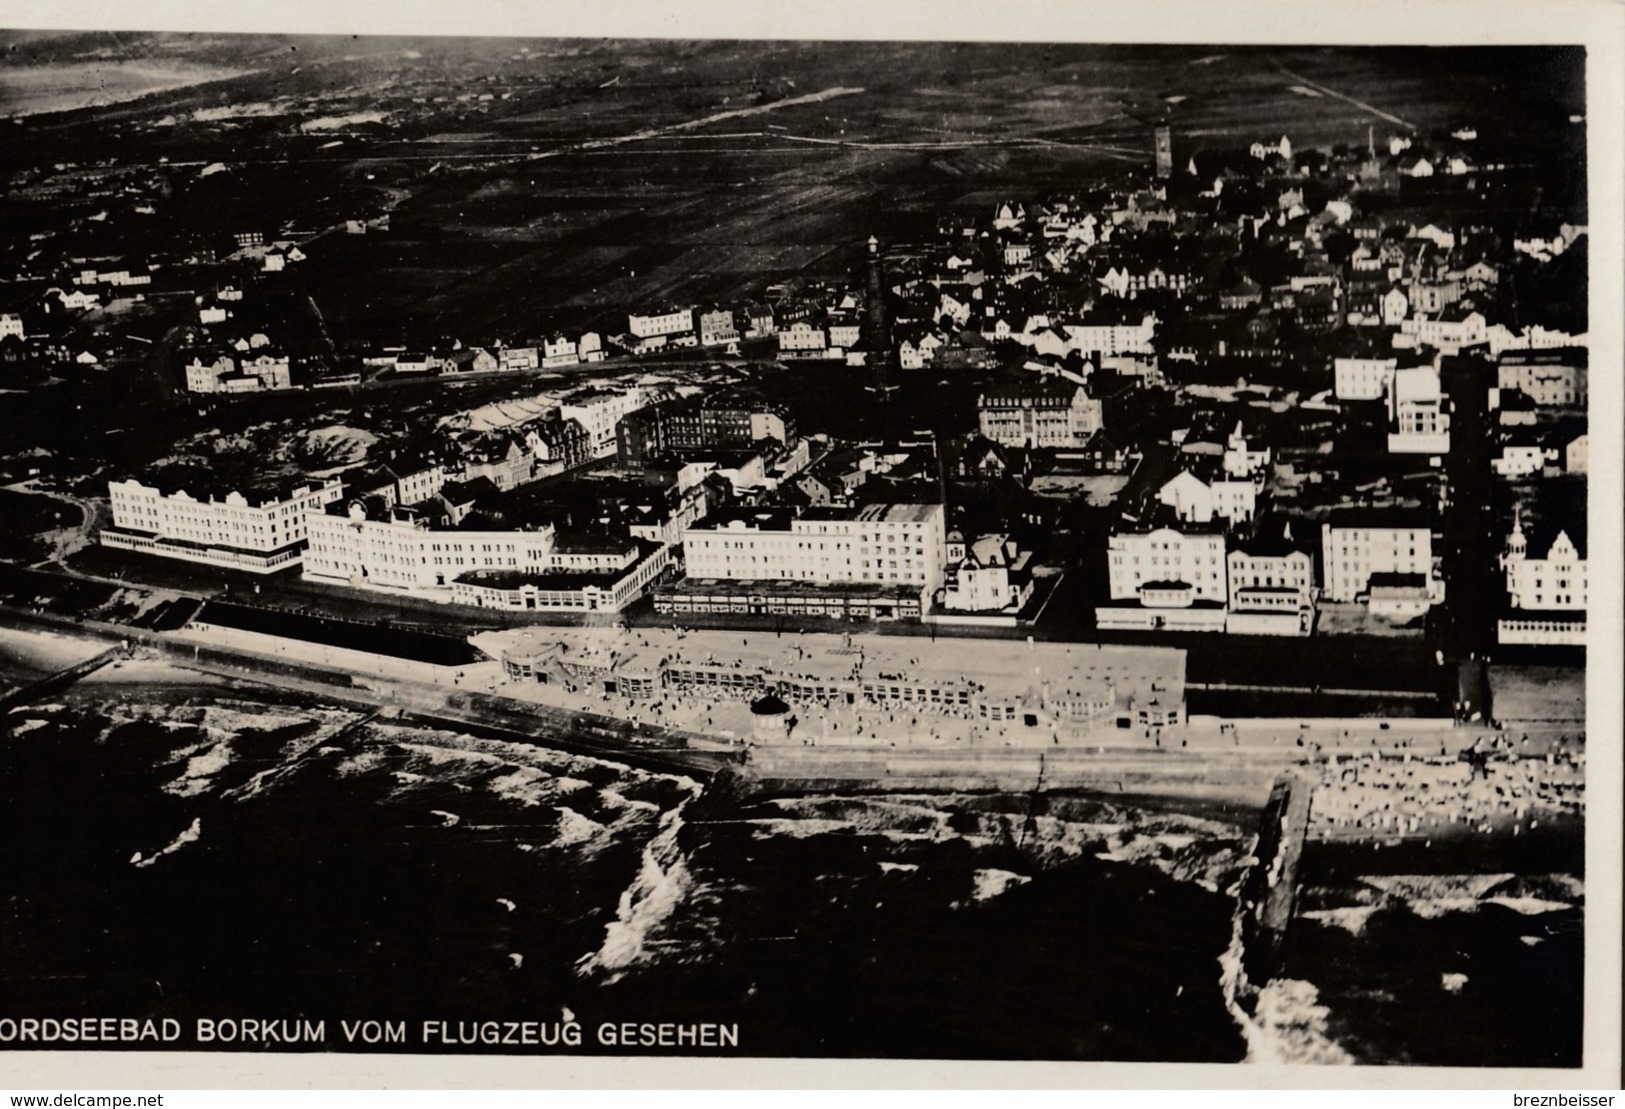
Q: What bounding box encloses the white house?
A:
[1157,470,1257,526]
[542,335,579,368]
[1492,441,1550,478]
[1401,308,1486,353]
[1386,365,1451,454]
[1381,287,1409,327]
[777,321,828,357]
[1498,513,1586,645]
[1222,423,1271,480]
[1106,526,1227,605]
[1565,433,1588,474]
[939,533,1033,615]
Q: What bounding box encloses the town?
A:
[0,34,1597,1074]
[0,36,1588,772]
[2,110,1587,696]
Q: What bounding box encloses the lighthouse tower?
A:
[862,235,900,398]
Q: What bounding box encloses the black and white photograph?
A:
[0,1,1618,1090]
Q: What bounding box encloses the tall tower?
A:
[863,235,900,398]
[1154,125,1173,179]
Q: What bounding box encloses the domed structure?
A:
[749,693,793,743]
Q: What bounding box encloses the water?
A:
[0,688,1582,1064]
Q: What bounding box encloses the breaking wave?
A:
[1252,978,1354,1064]
[576,782,703,981]
[1300,906,1381,937]
[164,741,233,797]
[969,868,1031,902]
[131,817,201,868]
[552,807,608,849]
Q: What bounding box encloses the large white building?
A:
[1497,351,1587,407]
[977,380,1103,449]
[1333,356,1397,401]
[303,499,559,593]
[102,476,344,572]
[1106,526,1227,605]
[628,307,694,340]
[1061,314,1157,357]
[1498,513,1586,645]
[682,502,947,599]
[303,499,670,612]
[0,313,23,340]
[1098,526,1228,632]
[1319,515,1440,604]
[1225,530,1316,636]
[560,386,657,459]
[1502,516,1586,611]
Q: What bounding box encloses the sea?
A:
[0,681,1583,1067]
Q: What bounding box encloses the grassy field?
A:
[4,38,1579,347]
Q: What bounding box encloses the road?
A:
[1271,59,1416,130]
[7,482,103,572]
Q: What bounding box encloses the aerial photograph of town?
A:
[0,26,1604,1078]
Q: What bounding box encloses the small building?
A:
[542,334,579,368]
[938,533,1033,615]
[1492,438,1550,479]
[1564,432,1588,474]
[1386,365,1451,454]
[444,347,498,375]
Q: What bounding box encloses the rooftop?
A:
[472,624,1186,710]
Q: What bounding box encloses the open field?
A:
[2,39,1583,349]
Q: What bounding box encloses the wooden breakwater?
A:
[0,644,125,713]
[1235,772,1313,987]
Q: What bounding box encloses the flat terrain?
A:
[3,38,1586,349]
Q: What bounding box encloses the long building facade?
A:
[976,381,1103,449]
[302,498,669,612]
[102,477,345,572]
[682,503,948,598]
